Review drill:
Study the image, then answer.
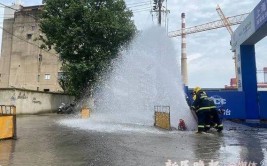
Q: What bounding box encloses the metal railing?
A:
[0,105,16,115]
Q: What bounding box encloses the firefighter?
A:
[191,87,223,133]
[208,98,223,132]
[191,87,210,133]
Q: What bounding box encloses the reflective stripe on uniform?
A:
[218,124,223,127]
[198,125,205,128]
[198,107,211,111]
[198,107,210,110]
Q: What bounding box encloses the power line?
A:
[0,17,20,18]
[0,3,52,57]
[128,3,150,8]
[131,7,152,11]
[16,22,39,25]
[0,2,40,21]
[0,21,38,24]
[131,8,152,13]
[132,9,152,13]
[0,2,141,57]
[0,2,20,12]
[0,14,20,15]
[126,1,150,6]
[0,25,57,57]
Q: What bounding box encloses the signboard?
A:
[188,91,246,119]
[254,0,267,30]
[231,13,256,51]
[232,0,267,50]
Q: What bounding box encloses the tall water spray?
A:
[87,26,197,130]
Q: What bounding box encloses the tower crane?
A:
[168,13,248,37]
[216,4,238,88]
[216,5,234,34]
[168,11,249,86]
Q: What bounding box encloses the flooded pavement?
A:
[0,114,266,166]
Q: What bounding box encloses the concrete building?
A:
[0,4,62,92]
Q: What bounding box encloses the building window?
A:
[38,54,42,62]
[27,34,32,40]
[32,25,36,31]
[37,87,39,91]
[44,74,51,80]
[44,89,50,92]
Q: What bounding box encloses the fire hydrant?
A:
[178,119,186,130]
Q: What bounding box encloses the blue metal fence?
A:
[206,91,246,119]
[187,89,267,120]
[259,91,267,119]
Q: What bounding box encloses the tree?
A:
[40,0,136,96]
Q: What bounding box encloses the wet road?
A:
[0,114,266,166]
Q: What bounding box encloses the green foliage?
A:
[40,0,136,96]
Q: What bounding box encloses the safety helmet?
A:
[193,94,196,101]
[193,86,201,94]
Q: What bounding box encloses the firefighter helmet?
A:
[193,86,201,94]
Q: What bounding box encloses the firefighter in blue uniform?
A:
[191,87,223,133]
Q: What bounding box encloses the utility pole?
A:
[158,0,162,25]
[152,0,168,26]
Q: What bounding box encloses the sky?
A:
[0,0,266,88]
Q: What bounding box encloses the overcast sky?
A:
[0,0,266,88]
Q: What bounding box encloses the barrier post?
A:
[81,107,90,119]
[0,105,17,140]
[154,105,171,130]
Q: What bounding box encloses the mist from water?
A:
[84,26,197,130]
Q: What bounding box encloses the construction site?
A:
[0,0,267,165]
[150,0,267,120]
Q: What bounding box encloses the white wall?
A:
[0,88,74,114]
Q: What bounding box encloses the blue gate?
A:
[259,91,267,119]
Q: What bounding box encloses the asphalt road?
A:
[0,114,266,166]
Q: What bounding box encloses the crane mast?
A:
[216,4,238,88]
[216,5,233,34]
